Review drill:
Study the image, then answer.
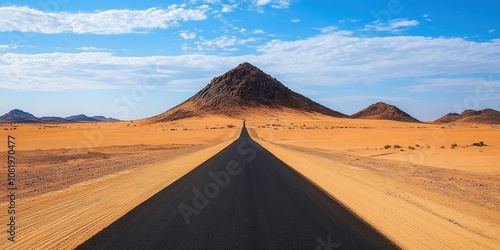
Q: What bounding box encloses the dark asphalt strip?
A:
[77,125,399,250]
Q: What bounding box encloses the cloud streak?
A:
[1,30,499,94]
[364,18,420,32]
[0,5,208,34]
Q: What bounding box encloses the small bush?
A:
[471,141,486,147]
[227,124,236,128]
[384,145,392,149]
[393,145,402,149]
[408,146,416,150]
[451,143,458,149]
[415,144,420,147]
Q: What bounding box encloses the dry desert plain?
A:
[1,112,500,249]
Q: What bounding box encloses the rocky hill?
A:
[150,62,347,122]
[435,109,500,124]
[352,102,420,123]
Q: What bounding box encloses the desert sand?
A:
[1,112,499,249]
[0,117,240,249]
[247,112,500,249]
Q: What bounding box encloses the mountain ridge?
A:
[435,108,500,124]
[0,109,120,123]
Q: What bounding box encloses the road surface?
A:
[78,124,398,249]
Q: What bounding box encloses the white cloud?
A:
[1,29,499,94]
[488,29,495,34]
[0,45,13,51]
[253,29,265,34]
[291,19,301,23]
[180,31,197,40]
[0,52,252,91]
[364,18,419,32]
[221,4,236,13]
[0,44,33,50]
[254,0,290,9]
[271,0,291,9]
[76,47,113,52]
[390,18,419,28]
[255,0,272,6]
[338,19,360,24]
[0,5,207,34]
[195,36,256,50]
[256,31,500,86]
[423,14,432,22]
[315,26,337,34]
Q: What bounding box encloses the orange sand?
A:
[0,117,240,249]
[247,113,500,249]
[1,112,498,249]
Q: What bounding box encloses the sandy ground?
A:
[1,112,499,249]
[247,113,500,249]
[0,117,241,249]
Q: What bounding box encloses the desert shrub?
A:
[384,145,392,149]
[408,146,415,150]
[451,143,458,149]
[440,146,445,149]
[471,141,486,147]
[227,124,236,128]
[393,145,402,149]
[415,144,420,147]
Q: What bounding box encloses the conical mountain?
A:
[352,102,420,123]
[151,62,347,122]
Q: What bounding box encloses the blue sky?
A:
[0,0,499,121]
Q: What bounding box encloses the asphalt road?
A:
[77,123,398,249]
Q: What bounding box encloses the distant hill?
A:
[352,102,420,123]
[0,109,40,123]
[65,114,100,122]
[0,110,120,123]
[434,113,460,123]
[92,116,120,122]
[435,109,500,124]
[149,62,347,122]
[40,116,70,123]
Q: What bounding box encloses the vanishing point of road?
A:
[78,123,398,249]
